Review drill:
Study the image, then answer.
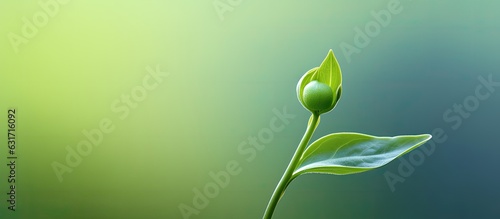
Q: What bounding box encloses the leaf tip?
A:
[424,134,432,140]
[417,134,432,144]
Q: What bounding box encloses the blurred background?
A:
[1,0,499,218]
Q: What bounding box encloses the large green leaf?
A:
[292,133,432,177]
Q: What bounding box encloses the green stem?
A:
[263,113,320,219]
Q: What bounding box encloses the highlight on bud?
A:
[297,50,342,114]
[303,81,334,111]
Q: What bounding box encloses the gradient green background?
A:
[1,0,500,218]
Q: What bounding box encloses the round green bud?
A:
[302,80,334,112]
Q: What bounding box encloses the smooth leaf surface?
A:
[293,133,432,177]
[297,67,318,110]
[296,50,342,114]
[313,49,342,92]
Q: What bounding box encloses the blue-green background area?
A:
[1,0,499,218]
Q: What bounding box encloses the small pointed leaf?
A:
[297,67,318,110]
[313,49,342,91]
[296,50,343,114]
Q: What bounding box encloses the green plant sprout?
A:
[262,50,432,219]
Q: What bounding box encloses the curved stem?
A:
[263,113,320,219]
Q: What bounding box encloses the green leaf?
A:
[297,67,318,110]
[313,49,342,91]
[296,50,343,114]
[292,133,432,177]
